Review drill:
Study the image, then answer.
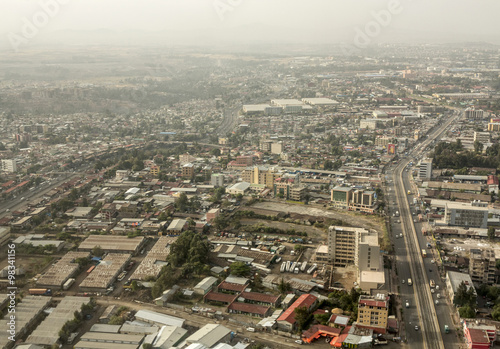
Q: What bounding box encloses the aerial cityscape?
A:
[1,1,500,349]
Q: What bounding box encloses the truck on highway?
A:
[63,278,75,291]
[29,288,52,296]
[407,278,412,286]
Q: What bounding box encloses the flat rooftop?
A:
[79,235,144,252]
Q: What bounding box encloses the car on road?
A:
[415,325,419,331]
[401,279,405,284]
[294,340,303,345]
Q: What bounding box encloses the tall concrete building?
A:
[469,249,497,285]
[357,295,389,333]
[0,159,17,173]
[211,174,224,187]
[418,158,433,180]
[241,166,281,189]
[444,202,488,228]
[327,226,380,271]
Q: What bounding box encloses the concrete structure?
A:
[444,202,488,228]
[130,236,176,281]
[26,297,91,346]
[277,294,318,332]
[211,174,224,187]
[271,142,283,155]
[241,166,281,189]
[445,271,476,304]
[0,226,10,246]
[469,248,496,285]
[327,226,380,269]
[0,296,50,349]
[182,163,195,178]
[464,108,484,119]
[357,295,389,333]
[418,158,433,180]
[152,325,188,349]
[166,219,188,235]
[331,186,352,209]
[194,276,218,295]
[79,253,131,291]
[1,159,17,173]
[78,235,144,254]
[37,251,91,288]
[226,182,250,195]
[185,324,232,348]
[206,208,220,223]
[134,309,185,328]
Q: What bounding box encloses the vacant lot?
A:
[239,218,327,240]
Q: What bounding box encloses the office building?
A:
[357,295,389,333]
[350,190,376,213]
[241,166,281,189]
[327,226,380,269]
[271,142,283,155]
[469,249,496,285]
[418,158,433,180]
[444,202,488,228]
[464,108,484,119]
[374,136,390,147]
[331,187,353,209]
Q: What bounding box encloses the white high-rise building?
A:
[418,158,433,180]
[1,159,17,173]
[211,173,224,187]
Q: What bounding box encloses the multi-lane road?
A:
[387,111,461,349]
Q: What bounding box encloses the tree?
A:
[454,281,476,307]
[230,261,251,277]
[492,305,500,321]
[175,193,189,212]
[474,140,484,154]
[459,305,476,319]
[92,245,103,257]
[278,278,292,295]
[488,226,496,240]
[212,215,229,231]
[294,306,311,331]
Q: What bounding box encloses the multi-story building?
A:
[469,249,496,285]
[241,166,281,189]
[235,156,253,166]
[474,131,490,144]
[181,163,194,179]
[464,108,484,119]
[487,123,500,132]
[444,202,488,228]
[357,295,389,333]
[0,159,17,173]
[211,173,224,187]
[259,139,272,152]
[271,142,283,155]
[331,186,353,209]
[418,158,433,180]
[327,226,380,270]
[273,180,306,201]
[0,227,10,246]
[350,190,376,213]
[374,136,390,147]
[149,165,160,177]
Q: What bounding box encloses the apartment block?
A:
[469,248,496,285]
[357,295,389,333]
[474,131,490,144]
[271,142,283,154]
[241,166,281,189]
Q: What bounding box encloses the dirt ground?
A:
[239,218,327,240]
[249,201,384,235]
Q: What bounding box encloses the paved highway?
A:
[390,111,460,349]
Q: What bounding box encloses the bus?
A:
[422,249,427,258]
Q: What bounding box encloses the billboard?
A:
[388,143,396,154]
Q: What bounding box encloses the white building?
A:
[418,158,433,180]
[444,202,488,229]
[211,174,224,187]
[227,182,250,195]
[271,142,283,155]
[1,159,17,173]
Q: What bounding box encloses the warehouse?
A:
[185,324,232,348]
[37,251,91,288]
[194,276,218,295]
[0,296,49,349]
[78,332,144,345]
[78,235,144,254]
[25,296,91,347]
[129,236,177,281]
[79,253,131,291]
[73,342,138,349]
[134,310,185,328]
[152,325,188,349]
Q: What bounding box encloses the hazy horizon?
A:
[1,0,500,51]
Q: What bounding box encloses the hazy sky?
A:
[1,0,500,49]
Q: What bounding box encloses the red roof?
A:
[1,180,15,188]
[228,302,270,315]
[277,294,317,324]
[218,281,247,293]
[204,291,237,304]
[487,175,499,186]
[468,328,490,344]
[359,298,388,308]
[240,291,280,304]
